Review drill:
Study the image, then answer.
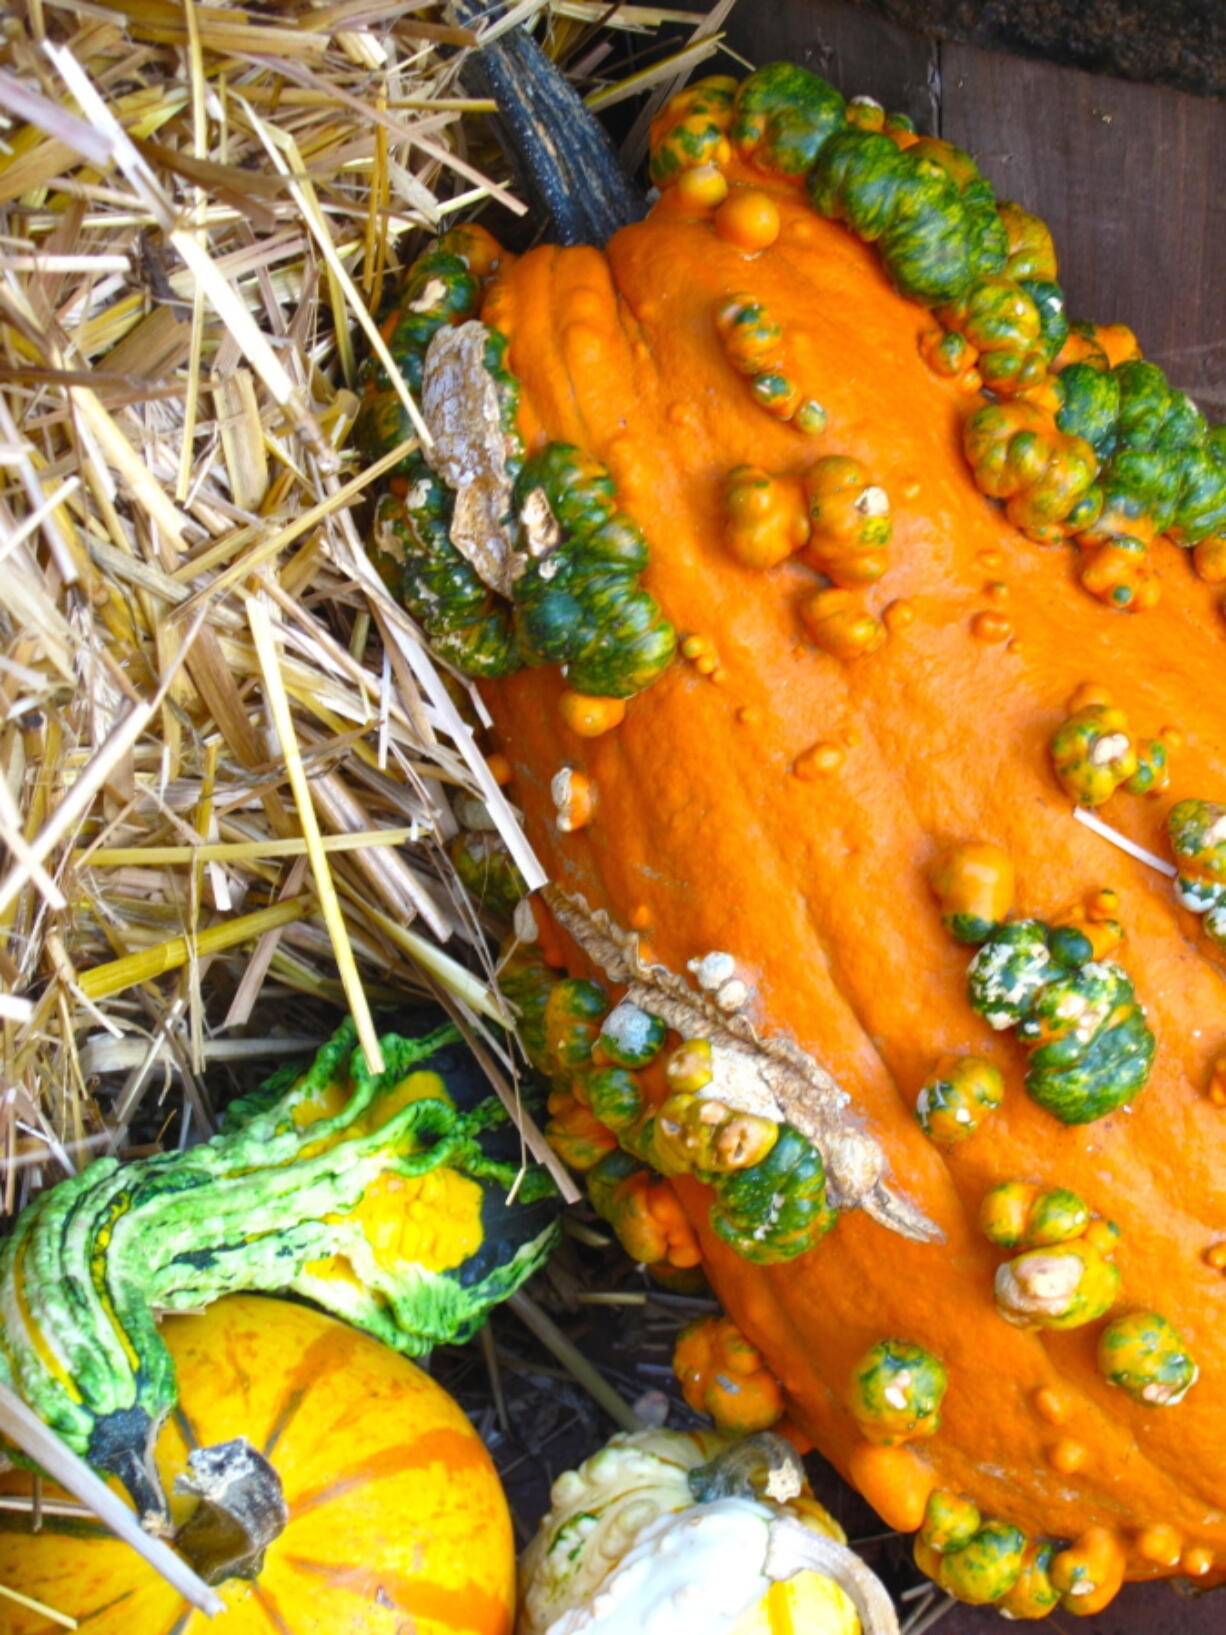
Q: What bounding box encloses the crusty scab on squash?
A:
[357,36,1226,1618]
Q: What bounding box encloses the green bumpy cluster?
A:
[0,1021,558,1515]
[1097,1310,1199,1406]
[808,127,1007,305]
[359,234,675,701]
[512,443,677,697]
[652,63,1226,585]
[1058,362,1226,547]
[731,62,849,178]
[965,919,1155,1124]
[448,827,527,912]
[849,1337,948,1443]
[918,1501,1029,1607]
[503,945,837,1265]
[359,233,526,678]
[1169,798,1226,950]
[648,75,737,185]
[373,442,522,679]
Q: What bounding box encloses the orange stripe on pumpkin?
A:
[261,1325,366,1457]
[288,1426,491,1515]
[284,1557,511,1635]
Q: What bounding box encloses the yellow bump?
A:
[1160,724,1185,748]
[972,610,1013,643]
[900,479,921,500]
[713,188,781,252]
[1181,1546,1214,1576]
[976,548,1004,571]
[563,322,605,371]
[842,728,861,747]
[1034,1386,1071,1425]
[787,217,819,247]
[710,666,729,684]
[695,654,718,676]
[1204,1242,1226,1270]
[668,400,696,428]
[884,598,915,633]
[1049,1438,1088,1475]
[1135,1525,1182,1566]
[984,580,1009,603]
[559,691,627,739]
[676,163,728,211]
[637,299,662,324]
[486,752,512,787]
[682,634,711,660]
[794,741,845,780]
[1068,680,1113,711]
[629,903,653,930]
[737,705,762,727]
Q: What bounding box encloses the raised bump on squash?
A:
[713,188,782,252]
[801,456,892,587]
[724,466,809,569]
[1097,1310,1198,1406]
[1050,1526,1127,1616]
[673,1313,784,1433]
[993,1235,1120,1330]
[848,1339,947,1445]
[1049,703,1139,807]
[801,586,886,659]
[915,1055,1003,1144]
[971,610,1012,643]
[1134,1524,1182,1567]
[928,839,1014,944]
[793,741,845,780]
[1047,1437,1088,1475]
[551,766,595,833]
[559,691,626,738]
[846,1441,935,1533]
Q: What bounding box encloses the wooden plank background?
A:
[718,0,1226,415]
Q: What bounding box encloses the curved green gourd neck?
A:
[451,0,646,245]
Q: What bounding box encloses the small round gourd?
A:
[0,1297,516,1634]
[518,1428,898,1635]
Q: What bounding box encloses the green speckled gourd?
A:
[965,918,1155,1123]
[0,1020,558,1517]
[509,443,677,697]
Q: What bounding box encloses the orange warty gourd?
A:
[359,31,1226,1619]
[0,1296,515,1634]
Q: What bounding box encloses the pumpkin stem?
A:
[688,1430,806,1505]
[174,1438,289,1585]
[451,1,646,245]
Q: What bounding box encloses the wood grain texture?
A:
[939,41,1226,414]
[720,0,939,132]
[841,0,1226,99]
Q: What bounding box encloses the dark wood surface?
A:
[840,0,1226,99]
[718,0,1226,415]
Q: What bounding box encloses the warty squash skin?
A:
[363,54,1226,1617]
[0,1295,515,1634]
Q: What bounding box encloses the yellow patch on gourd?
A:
[728,1571,858,1635]
[307,1165,486,1285]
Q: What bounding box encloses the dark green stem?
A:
[452,0,646,245]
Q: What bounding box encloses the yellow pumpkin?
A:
[0,1296,514,1634]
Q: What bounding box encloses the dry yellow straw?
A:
[247,596,385,1073]
[78,897,312,1002]
[0,1580,78,1630]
